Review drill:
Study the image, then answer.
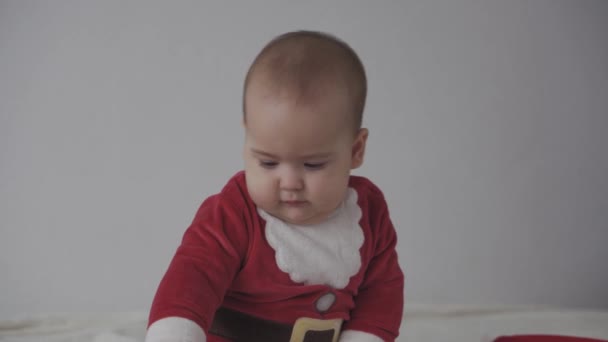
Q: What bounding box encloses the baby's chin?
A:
[264,207,330,226]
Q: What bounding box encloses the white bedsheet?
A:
[1,305,607,342]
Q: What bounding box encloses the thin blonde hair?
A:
[242,30,367,131]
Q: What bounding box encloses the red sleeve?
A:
[343,188,405,342]
[148,191,250,333]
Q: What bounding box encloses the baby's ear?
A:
[351,128,368,169]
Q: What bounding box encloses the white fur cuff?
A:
[145,317,206,342]
[339,330,384,342]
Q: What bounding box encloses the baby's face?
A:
[243,85,366,226]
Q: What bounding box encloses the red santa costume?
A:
[146,171,404,342]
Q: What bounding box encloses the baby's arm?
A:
[145,194,249,341]
[340,195,404,342]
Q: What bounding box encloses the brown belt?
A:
[209,307,341,342]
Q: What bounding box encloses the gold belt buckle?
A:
[289,317,343,342]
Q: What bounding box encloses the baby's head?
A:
[242,31,368,225]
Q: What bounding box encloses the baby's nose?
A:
[279,169,304,191]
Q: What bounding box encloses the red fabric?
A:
[148,171,404,341]
[494,335,607,342]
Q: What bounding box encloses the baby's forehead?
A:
[245,83,359,140]
[248,71,347,106]
[248,81,354,123]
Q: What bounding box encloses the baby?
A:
[146,31,404,342]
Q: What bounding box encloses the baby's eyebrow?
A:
[300,152,333,159]
[251,149,278,159]
[250,148,332,160]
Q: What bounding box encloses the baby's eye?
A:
[304,162,326,170]
[259,160,278,169]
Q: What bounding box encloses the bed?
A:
[1,304,607,342]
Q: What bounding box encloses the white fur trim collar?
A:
[259,188,364,289]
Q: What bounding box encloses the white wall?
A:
[1,0,607,318]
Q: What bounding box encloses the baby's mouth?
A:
[281,200,307,206]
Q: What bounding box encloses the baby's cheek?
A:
[249,176,275,206]
[322,175,350,206]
